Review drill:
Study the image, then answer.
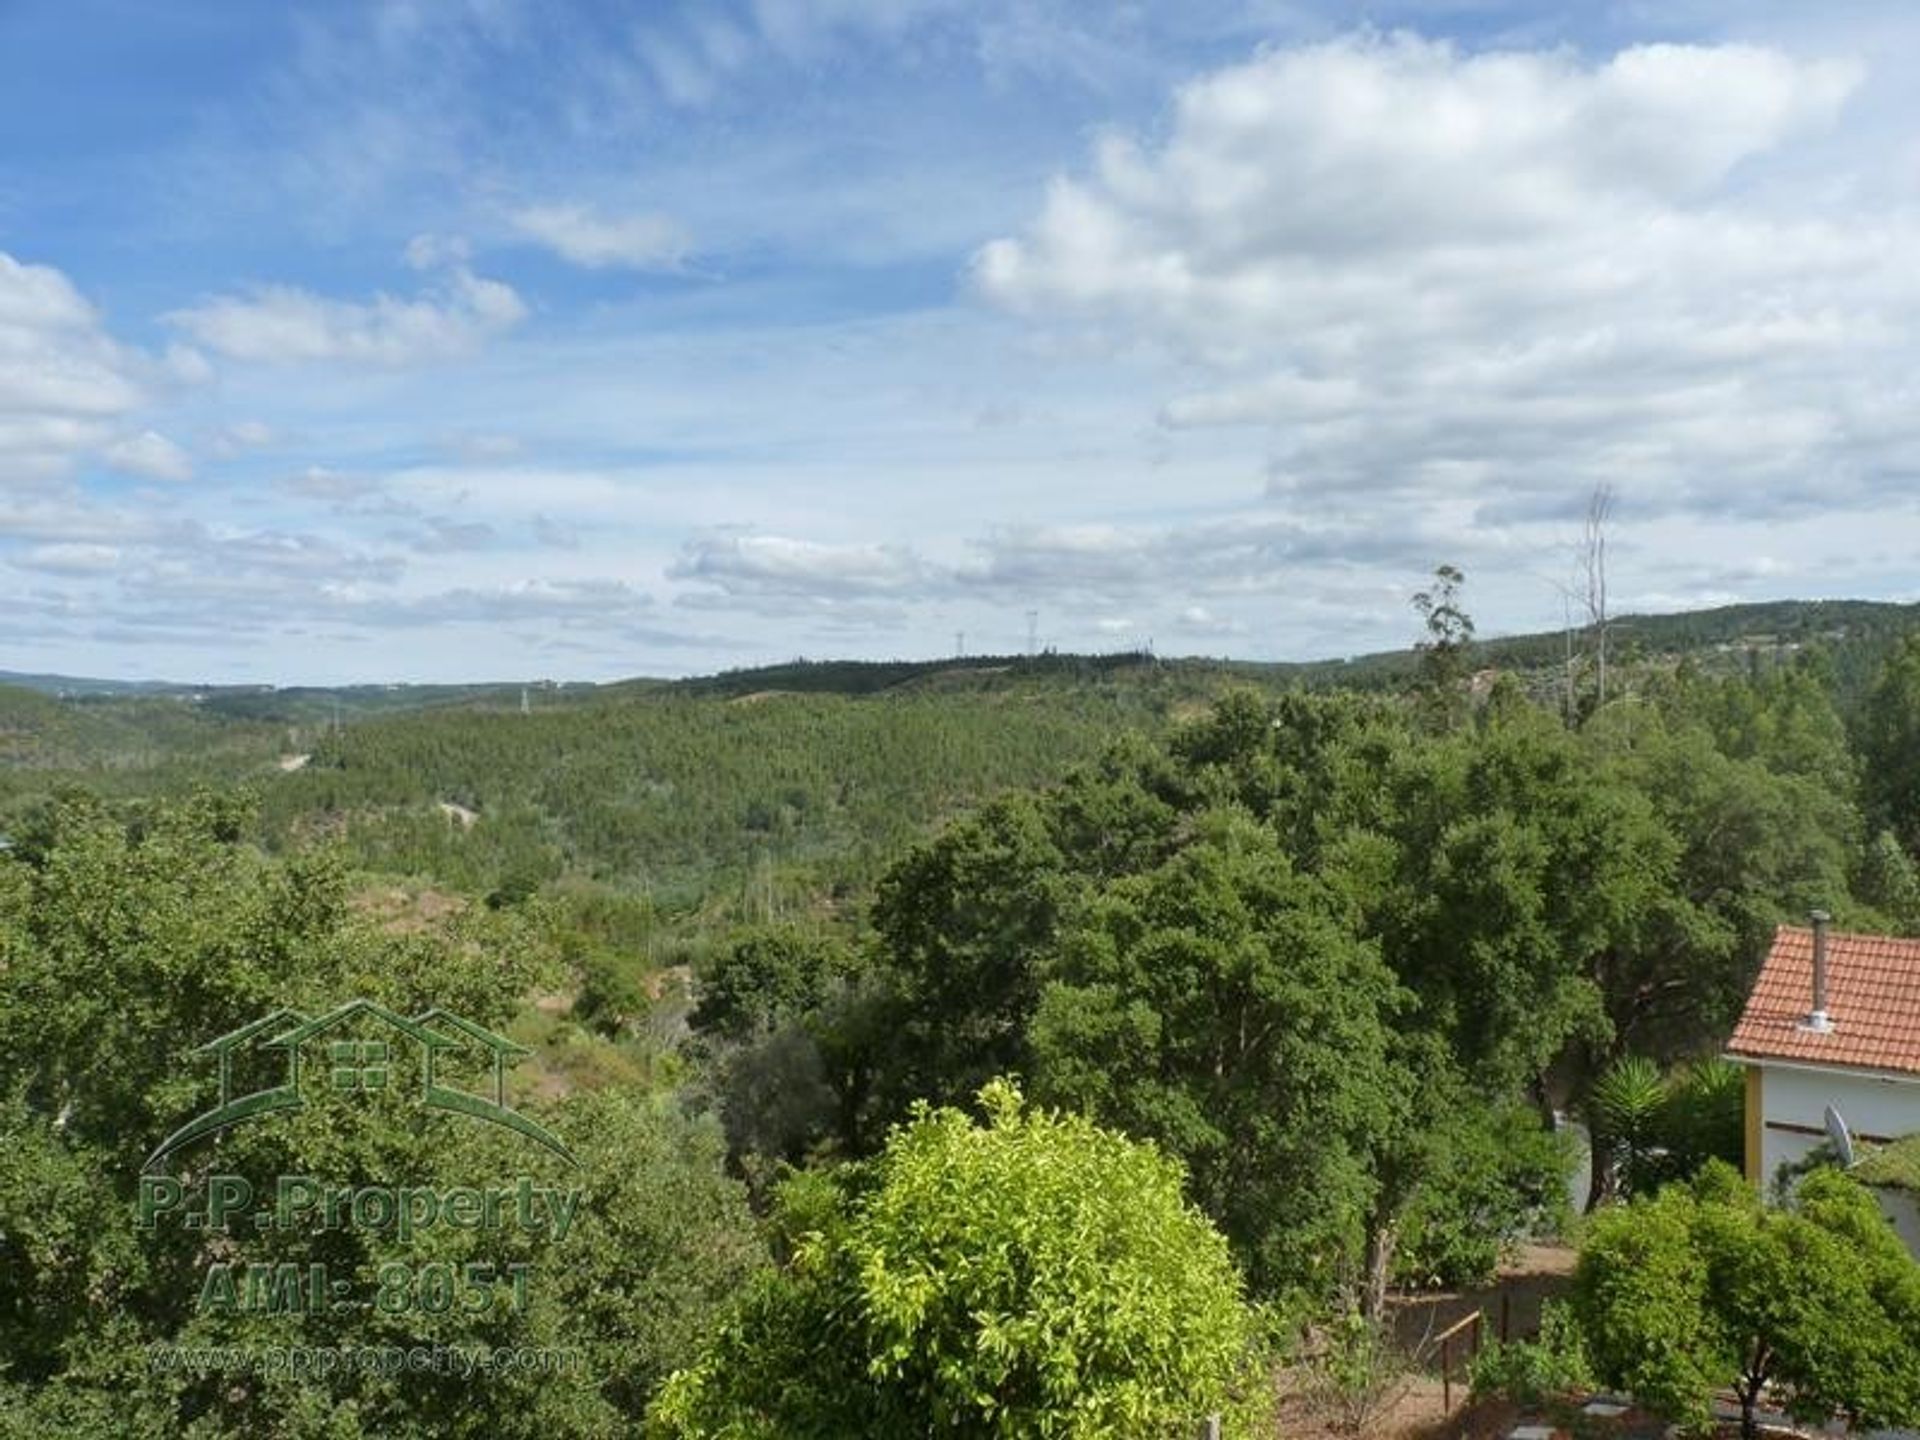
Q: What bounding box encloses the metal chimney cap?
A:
[1810,908,1832,924]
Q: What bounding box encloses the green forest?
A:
[9,588,1920,1436]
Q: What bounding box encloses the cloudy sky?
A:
[4,0,1918,683]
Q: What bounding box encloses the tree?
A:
[0,793,765,1437]
[869,794,1072,1112]
[1581,484,1614,711]
[1410,565,1475,729]
[689,925,852,1044]
[1859,632,1920,856]
[1573,1163,1920,1438]
[1859,828,1920,933]
[1585,1054,1670,1202]
[1029,809,1407,1300]
[1393,1098,1574,1291]
[649,1080,1270,1438]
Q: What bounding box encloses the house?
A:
[1726,912,1920,1250]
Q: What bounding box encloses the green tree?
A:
[1859,828,1920,932]
[1585,1054,1670,1202]
[688,926,852,1044]
[1030,809,1406,1299]
[1410,564,1475,731]
[1859,632,1920,856]
[1393,1099,1574,1291]
[0,793,763,1437]
[649,1079,1270,1439]
[1573,1163,1920,1438]
[869,795,1071,1111]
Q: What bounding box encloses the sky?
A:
[4,0,1920,684]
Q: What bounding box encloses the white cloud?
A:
[1173,604,1246,637]
[973,34,1910,523]
[670,531,926,599]
[955,516,1448,598]
[208,420,277,457]
[278,466,385,503]
[445,431,523,461]
[342,578,655,628]
[403,232,472,270]
[511,203,691,271]
[0,251,151,481]
[101,429,193,482]
[165,263,526,367]
[15,542,122,575]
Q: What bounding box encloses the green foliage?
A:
[1300,1307,1407,1436]
[1033,808,1405,1297]
[0,795,762,1437]
[1859,632,1920,856]
[1587,1055,1671,1199]
[1393,1102,1575,1290]
[1410,563,1475,730]
[1467,1301,1594,1406]
[688,926,851,1043]
[1859,827,1920,932]
[1659,1056,1746,1181]
[871,793,1069,1110]
[1573,1163,1920,1437]
[1586,1054,1746,1202]
[650,1080,1270,1439]
[1847,1134,1920,1193]
[857,670,1869,1305]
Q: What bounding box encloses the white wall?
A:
[1879,1187,1920,1254]
[1755,1060,1920,1257]
[1757,1061,1920,1192]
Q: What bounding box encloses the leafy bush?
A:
[1395,1100,1576,1289]
[1300,1307,1407,1436]
[1573,1161,1920,1438]
[1587,1054,1746,1201]
[1467,1301,1594,1405]
[1659,1056,1745,1178]
[649,1079,1272,1439]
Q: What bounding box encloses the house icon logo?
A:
[145,999,577,1171]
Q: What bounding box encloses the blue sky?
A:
[4,0,1919,683]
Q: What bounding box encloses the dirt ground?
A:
[1390,1242,1579,1359]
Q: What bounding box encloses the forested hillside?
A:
[11,596,1920,1435]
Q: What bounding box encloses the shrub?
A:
[1467,1301,1594,1406]
[649,1078,1272,1439]
[1395,1100,1576,1289]
[1572,1162,1920,1439]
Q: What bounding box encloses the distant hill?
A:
[0,670,191,698]
[656,597,1920,701]
[4,593,1917,953]
[7,596,1917,707]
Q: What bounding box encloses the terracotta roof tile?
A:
[1727,926,1920,1076]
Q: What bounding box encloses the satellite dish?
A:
[1825,1105,1856,1167]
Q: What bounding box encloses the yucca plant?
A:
[1587,1054,1669,1200]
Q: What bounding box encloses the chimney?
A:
[1806,909,1833,1033]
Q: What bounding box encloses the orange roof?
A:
[1728,926,1920,1076]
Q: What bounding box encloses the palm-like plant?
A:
[1587,1054,1669,1199]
